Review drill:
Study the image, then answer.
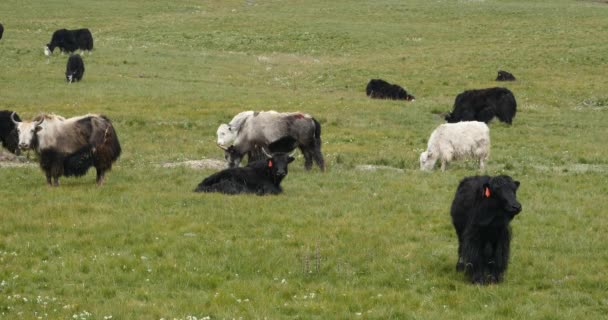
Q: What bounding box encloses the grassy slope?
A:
[1,0,607,318]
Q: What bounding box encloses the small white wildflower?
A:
[281,279,286,284]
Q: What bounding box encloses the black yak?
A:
[45,28,93,56]
[445,87,517,125]
[366,79,415,101]
[65,54,85,83]
[12,113,121,186]
[496,70,516,81]
[0,110,22,155]
[450,175,522,285]
[195,137,297,195]
[217,111,324,171]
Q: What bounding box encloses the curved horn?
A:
[35,117,45,126]
[216,143,229,151]
[261,146,272,158]
[10,112,20,124]
[288,149,297,157]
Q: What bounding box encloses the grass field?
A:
[1,0,608,319]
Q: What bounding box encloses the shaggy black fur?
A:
[450,175,522,285]
[445,87,517,124]
[196,137,296,195]
[0,110,21,154]
[366,79,415,101]
[496,70,516,81]
[65,54,85,82]
[46,28,93,54]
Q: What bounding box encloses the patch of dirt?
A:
[0,150,36,168]
[355,164,404,173]
[161,159,227,170]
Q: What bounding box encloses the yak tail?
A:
[312,117,321,141]
[311,117,325,171]
[94,117,122,171]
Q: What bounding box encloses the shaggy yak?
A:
[450,175,522,285]
[45,28,93,56]
[445,87,517,124]
[365,79,415,101]
[65,54,85,83]
[216,110,324,171]
[496,70,516,81]
[195,136,297,195]
[0,110,22,154]
[12,113,121,186]
[419,121,490,171]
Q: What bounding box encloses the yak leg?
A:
[52,176,60,187]
[312,146,325,171]
[96,169,105,186]
[300,146,313,170]
[46,172,53,186]
[440,159,448,171]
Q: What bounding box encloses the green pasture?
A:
[1,0,607,318]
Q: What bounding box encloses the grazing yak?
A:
[217,110,324,171]
[66,54,85,83]
[12,113,121,186]
[420,121,490,172]
[450,175,522,284]
[496,70,516,81]
[365,79,415,101]
[195,136,297,195]
[45,28,93,56]
[445,87,517,125]
[0,110,22,154]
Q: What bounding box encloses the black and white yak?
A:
[365,79,415,101]
[445,87,517,125]
[450,175,522,285]
[45,28,93,56]
[12,113,121,186]
[216,110,325,171]
[0,110,22,154]
[195,136,297,195]
[66,54,85,83]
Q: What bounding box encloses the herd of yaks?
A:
[0,25,524,285]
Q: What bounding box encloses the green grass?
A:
[1,0,608,319]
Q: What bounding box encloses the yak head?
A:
[419,150,437,171]
[11,112,44,151]
[479,175,522,225]
[44,45,53,56]
[216,123,237,147]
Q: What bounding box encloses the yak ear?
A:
[35,125,43,132]
[287,156,295,163]
[514,180,520,189]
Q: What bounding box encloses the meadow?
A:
[1,0,607,318]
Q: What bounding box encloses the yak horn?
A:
[261,146,272,158]
[10,112,20,124]
[216,143,229,151]
[35,117,45,126]
[289,149,297,157]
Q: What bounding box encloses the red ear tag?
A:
[268,160,273,168]
[484,187,491,198]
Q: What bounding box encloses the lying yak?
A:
[45,28,94,56]
[216,110,324,171]
[365,79,415,101]
[195,136,297,195]
[65,54,85,83]
[12,112,121,186]
[420,121,490,171]
[496,70,516,81]
[450,175,522,284]
[445,87,517,125]
[0,110,22,154]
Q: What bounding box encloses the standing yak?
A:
[65,54,85,83]
[0,110,22,154]
[12,113,121,186]
[45,28,93,56]
[450,175,522,285]
[445,87,517,125]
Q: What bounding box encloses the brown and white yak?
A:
[12,113,121,186]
